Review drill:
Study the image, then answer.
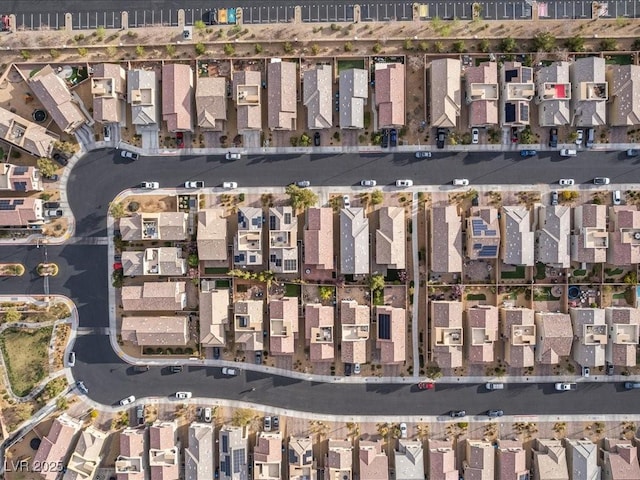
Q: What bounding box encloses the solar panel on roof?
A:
[505,69,518,82]
[521,104,529,122]
[505,103,516,123]
[14,199,23,205]
[0,202,15,210]
[521,68,532,83]
[13,166,27,175]
[252,217,261,227]
[13,182,27,191]
[269,215,276,230]
[284,259,296,271]
[485,230,497,236]
[0,199,10,204]
[222,459,231,477]
[233,449,245,473]
[474,243,482,250]
[289,449,299,465]
[222,434,229,453]
[378,313,391,340]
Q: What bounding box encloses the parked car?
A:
[53,153,69,166]
[449,410,466,418]
[184,181,205,188]
[175,391,192,399]
[176,132,184,148]
[140,181,159,190]
[273,416,280,431]
[103,125,112,142]
[222,182,238,189]
[555,382,577,391]
[136,405,145,424]
[593,177,610,185]
[314,132,321,146]
[582,366,590,377]
[551,191,559,206]
[415,151,432,159]
[624,382,640,389]
[395,179,413,187]
[360,179,377,187]
[575,129,584,145]
[264,416,272,432]
[344,363,352,376]
[485,383,504,390]
[213,347,221,359]
[133,365,149,373]
[549,128,558,148]
[626,149,639,157]
[44,202,60,209]
[400,423,408,438]
[46,209,63,218]
[353,363,361,375]
[76,380,88,394]
[436,128,447,149]
[586,128,595,148]
[520,150,537,157]
[119,395,136,406]
[417,382,434,390]
[255,351,262,365]
[511,126,519,143]
[169,365,183,373]
[613,190,621,205]
[120,150,139,160]
[487,409,504,418]
[296,180,311,188]
[43,174,59,182]
[606,363,614,375]
[559,178,575,186]
[222,367,237,376]
[471,128,479,144]
[453,178,469,186]
[225,152,241,160]
[381,129,389,148]
[560,149,577,157]
[68,351,76,367]
[390,128,398,147]
[342,195,350,208]
[203,407,213,422]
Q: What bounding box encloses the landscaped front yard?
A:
[0,327,52,397]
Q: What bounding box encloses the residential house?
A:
[303,64,332,129]
[254,432,282,480]
[32,414,82,480]
[463,440,495,480]
[267,60,297,130]
[305,303,335,362]
[339,69,368,129]
[196,77,227,131]
[64,427,107,480]
[466,207,500,260]
[571,204,608,263]
[325,440,353,480]
[197,208,228,262]
[500,61,534,127]
[608,206,640,266]
[570,56,608,127]
[29,65,88,134]
[0,164,41,192]
[0,107,57,158]
[121,315,189,346]
[199,288,230,347]
[91,63,126,125]
[535,61,572,127]
[341,300,370,365]
[535,312,573,364]
[128,69,159,130]
[219,425,249,480]
[235,207,263,267]
[121,247,187,277]
[606,64,640,126]
[270,297,299,356]
[234,300,264,352]
[185,423,213,480]
[289,436,316,480]
[501,306,536,368]
[120,212,189,242]
[359,441,388,480]
[428,440,459,480]
[116,428,146,480]
[0,197,44,228]
[376,207,405,270]
[532,439,569,480]
[162,64,193,132]
[605,307,640,367]
[375,63,405,128]
[340,208,369,275]
[601,439,640,480]
[268,206,298,273]
[233,70,262,133]
[565,439,600,480]
[496,439,529,480]
[394,440,423,480]
[431,301,463,369]
[466,305,498,364]
[430,58,461,128]
[430,206,462,273]
[122,282,186,312]
[536,205,572,268]
[501,206,534,266]
[465,62,499,127]
[149,421,179,480]
[304,207,334,272]
[571,308,607,367]
[375,306,406,364]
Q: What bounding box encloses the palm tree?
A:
[346,422,361,440]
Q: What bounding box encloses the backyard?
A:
[0,327,52,397]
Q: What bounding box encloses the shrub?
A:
[283,41,294,54]
[372,43,382,53]
[223,43,235,55]
[194,42,206,55]
[254,43,263,54]
[344,41,353,52]
[127,201,140,212]
[20,50,31,60]
[77,47,88,57]
[135,45,145,57]
[50,49,60,59]
[311,44,320,55]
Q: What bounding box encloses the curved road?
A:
[3,148,640,413]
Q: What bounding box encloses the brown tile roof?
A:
[496,439,528,480]
[532,439,568,480]
[268,206,298,273]
[376,207,405,269]
[66,426,108,480]
[121,248,186,277]
[430,301,463,369]
[605,307,640,367]
[92,63,126,123]
[428,440,458,480]
[33,414,82,480]
[121,282,186,311]
[536,205,572,268]
[162,64,193,132]
[234,300,264,351]
[466,207,501,260]
[185,423,214,480]
[254,432,282,465]
[430,59,461,128]
[326,440,353,478]
[607,64,640,126]
[302,65,332,129]
[570,56,607,127]
[121,316,189,346]
[570,308,607,367]
[234,70,262,132]
[304,208,334,271]
[200,289,230,347]
[269,297,299,355]
[359,441,388,480]
[120,428,145,458]
[267,61,297,130]
[571,204,607,263]
[375,63,405,128]
[196,77,227,131]
[535,312,573,364]
[340,300,370,364]
[463,440,495,480]
[120,213,188,241]
[197,209,228,261]
[0,197,43,227]
[602,439,640,480]
[340,208,370,275]
[430,206,462,273]
[375,306,406,364]
[149,422,179,480]
[608,206,640,266]
[501,206,535,266]
[117,428,146,480]
[500,307,535,368]
[466,305,498,364]
[128,69,158,126]
[305,303,335,362]
[29,65,87,133]
[466,62,499,127]
[0,164,41,192]
[0,107,57,158]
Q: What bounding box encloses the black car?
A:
[255,351,262,365]
[344,363,352,376]
[169,365,183,373]
[43,174,59,182]
[549,128,558,148]
[487,409,504,417]
[203,9,218,25]
[381,129,389,148]
[273,416,279,431]
[53,153,68,166]
[436,128,447,149]
[606,363,614,375]
[390,128,398,147]
[213,347,221,360]
[314,131,321,147]
[44,202,60,209]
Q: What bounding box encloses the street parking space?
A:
[538,1,592,19]
[301,4,355,23]
[242,5,295,24]
[359,2,412,21]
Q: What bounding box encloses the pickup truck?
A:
[555,382,577,391]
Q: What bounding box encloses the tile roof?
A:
[565,439,600,480]
[149,421,179,480]
[288,436,316,480]
[375,63,405,128]
[185,423,214,480]
[430,206,462,273]
[121,282,186,311]
[570,56,608,127]
[466,207,500,260]
[500,61,535,126]
[571,204,608,263]
[233,70,262,132]
[394,440,424,480]
[0,164,41,192]
[375,306,406,364]
[122,247,187,277]
[607,64,640,126]
[465,62,499,127]
[463,440,495,480]
[268,206,298,273]
[326,440,353,480]
[254,432,282,480]
[608,206,640,265]
[570,308,607,367]
[33,414,82,480]
[535,61,572,126]
[269,297,299,355]
[64,426,107,480]
[304,207,334,271]
[601,439,640,480]
[0,197,43,227]
[92,63,126,124]
[604,307,640,367]
[234,300,264,351]
[305,303,335,362]
[431,301,463,369]
[199,288,230,347]
[340,208,370,275]
[532,439,568,480]
[466,305,498,363]
[0,107,57,158]
[128,69,158,127]
[29,65,88,133]
[120,212,189,241]
[340,300,370,364]
[196,77,227,131]
[376,207,405,269]
[501,206,535,266]
[500,307,536,368]
[359,441,388,480]
[536,205,571,268]
[339,69,368,129]
[535,312,573,364]
[496,439,528,480]
[117,428,146,480]
[219,425,249,480]
[121,315,189,346]
[303,65,332,129]
[430,59,461,128]
[428,440,458,480]
[235,206,263,267]
[197,208,228,261]
[267,61,297,130]
[162,63,194,132]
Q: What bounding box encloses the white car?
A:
[222,367,238,376]
[119,395,136,406]
[225,152,242,160]
[395,179,413,187]
[559,178,575,186]
[613,190,621,205]
[354,363,361,374]
[453,178,469,186]
[140,181,159,190]
[400,422,408,438]
[184,181,205,188]
[120,150,139,160]
[68,351,76,367]
[576,129,584,145]
[360,179,377,187]
[223,182,238,189]
[560,149,577,157]
[343,195,350,208]
[471,128,479,144]
[175,391,192,399]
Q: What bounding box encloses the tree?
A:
[599,38,618,51]
[533,31,556,52]
[3,307,21,323]
[346,422,361,439]
[223,43,235,55]
[433,41,445,53]
[188,254,199,268]
[166,44,176,57]
[254,43,263,54]
[54,141,78,156]
[319,286,333,301]
[195,42,206,55]
[194,20,206,31]
[285,184,318,211]
[343,41,353,52]
[56,397,68,410]
[37,158,57,178]
[371,189,383,205]
[452,40,466,53]
[95,26,106,41]
[232,408,256,427]
[565,35,585,52]
[311,44,320,55]
[369,274,385,292]
[109,202,127,219]
[518,126,534,144]
[500,36,517,53]
[479,38,491,53]
[376,422,390,439]
[299,133,312,147]
[77,47,88,57]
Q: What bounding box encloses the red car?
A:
[417,382,434,390]
[176,132,184,148]
[113,262,123,271]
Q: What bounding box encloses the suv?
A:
[549,128,558,148]
[222,367,238,376]
[390,128,398,147]
[68,352,76,367]
[46,209,63,218]
[593,177,610,185]
[436,128,447,149]
[136,405,145,425]
[576,129,584,145]
[415,151,432,159]
[342,195,350,208]
[44,201,60,209]
[487,409,504,418]
[76,380,88,394]
[453,179,469,186]
[175,391,192,399]
[551,191,559,206]
[560,149,577,157]
[120,150,139,160]
[184,181,205,188]
[223,182,238,189]
[471,128,479,144]
[169,365,183,373]
[582,366,590,377]
[381,130,389,148]
[264,416,272,432]
[53,153,69,166]
[624,382,640,389]
[203,407,213,422]
[485,383,504,390]
[626,149,639,157]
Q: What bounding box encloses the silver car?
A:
[360,179,377,187]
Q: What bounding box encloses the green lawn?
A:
[535,262,546,280]
[613,292,627,299]
[215,280,230,288]
[284,283,301,297]
[204,267,230,275]
[337,59,365,72]
[605,268,624,276]
[501,265,526,279]
[573,269,587,277]
[466,293,486,301]
[605,55,633,66]
[1,327,52,397]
